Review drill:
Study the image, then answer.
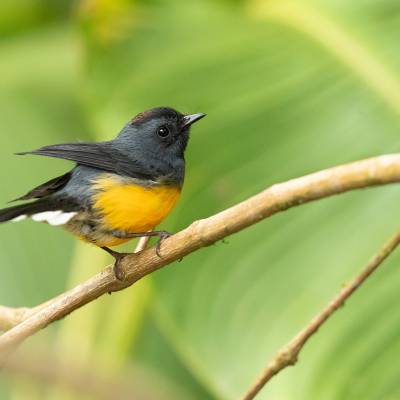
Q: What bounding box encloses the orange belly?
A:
[92,175,181,236]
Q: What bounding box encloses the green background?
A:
[1,0,400,399]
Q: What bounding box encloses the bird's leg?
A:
[112,230,172,257]
[101,246,130,281]
[103,231,172,280]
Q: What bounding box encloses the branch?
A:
[0,306,31,332]
[1,154,400,356]
[0,236,151,332]
[241,229,400,400]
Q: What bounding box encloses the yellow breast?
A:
[92,175,181,234]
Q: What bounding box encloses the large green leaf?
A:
[81,0,400,399]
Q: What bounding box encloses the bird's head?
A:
[115,107,205,162]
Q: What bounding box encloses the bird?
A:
[0,107,205,280]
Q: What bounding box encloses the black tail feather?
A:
[0,200,61,223]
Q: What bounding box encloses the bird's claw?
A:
[155,231,172,258]
[113,255,128,281]
[102,247,129,281]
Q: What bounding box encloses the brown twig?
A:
[0,154,400,356]
[241,230,400,400]
[0,306,31,332]
[0,238,151,333]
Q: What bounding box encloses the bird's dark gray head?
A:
[114,107,205,184]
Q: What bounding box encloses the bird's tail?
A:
[0,200,57,223]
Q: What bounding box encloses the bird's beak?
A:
[182,113,206,128]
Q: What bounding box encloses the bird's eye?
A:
[157,126,170,138]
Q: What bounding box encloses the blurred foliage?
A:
[1,0,400,399]
[0,0,71,37]
[77,0,136,45]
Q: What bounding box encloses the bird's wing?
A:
[12,172,73,201]
[17,142,154,180]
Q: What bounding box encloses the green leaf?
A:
[133,312,217,400]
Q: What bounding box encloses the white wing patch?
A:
[31,211,77,226]
[12,215,27,222]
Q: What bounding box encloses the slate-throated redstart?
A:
[0,107,205,279]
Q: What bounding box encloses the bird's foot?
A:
[102,247,130,281]
[112,230,173,258]
[155,231,172,258]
